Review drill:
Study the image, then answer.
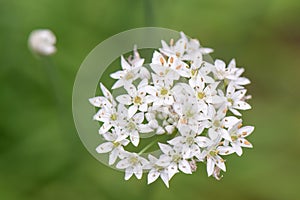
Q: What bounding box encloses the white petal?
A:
[139,67,150,79]
[139,124,153,133]
[134,165,143,179]
[96,142,113,153]
[89,96,107,107]
[139,103,148,112]
[222,116,240,128]
[216,157,226,172]
[194,136,210,148]
[133,112,144,124]
[128,105,138,119]
[179,159,192,174]
[158,143,173,155]
[238,138,253,148]
[229,108,242,116]
[207,157,215,176]
[237,126,254,137]
[232,142,243,156]
[233,101,251,110]
[125,84,137,96]
[99,123,112,134]
[167,136,183,146]
[116,95,132,105]
[164,96,174,105]
[130,130,140,147]
[124,168,134,180]
[147,170,160,184]
[116,159,131,169]
[217,146,235,155]
[109,148,119,165]
[121,56,131,70]
[215,59,226,71]
[112,80,124,89]
[110,70,124,79]
[160,172,170,188]
[168,163,178,179]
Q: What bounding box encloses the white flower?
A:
[151,51,189,79]
[167,126,202,160]
[158,143,192,179]
[160,32,188,59]
[146,154,170,188]
[120,112,152,146]
[89,32,254,187]
[145,74,175,107]
[194,81,223,105]
[28,29,56,56]
[220,82,251,116]
[227,121,254,156]
[110,52,145,89]
[200,137,227,177]
[116,79,153,118]
[96,128,130,165]
[116,152,149,180]
[203,105,239,141]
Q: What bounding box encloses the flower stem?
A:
[138,137,160,155]
[143,0,154,26]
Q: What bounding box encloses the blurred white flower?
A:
[28,29,56,56]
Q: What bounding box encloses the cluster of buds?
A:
[89,32,254,187]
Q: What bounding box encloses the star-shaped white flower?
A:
[116,79,153,118]
[116,152,149,180]
[146,154,170,188]
[220,82,251,116]
[145,74,175,107]
[226,120,254,156]
[110,53,144,89]
[158,143,192,179]
[119,112,152,146]
[167,125,202,160]
[96,128,130,165]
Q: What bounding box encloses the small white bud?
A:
[28,29,56,56]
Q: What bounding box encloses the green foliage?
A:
[0,0,300,199]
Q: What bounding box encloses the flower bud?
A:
[28,29,56,56]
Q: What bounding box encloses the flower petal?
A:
[116,94,132,105]
[96,142,113,153]
[147,170,160,185]
[179,159,192,174]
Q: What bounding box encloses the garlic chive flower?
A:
[28,29,56,56]
[89,32,254,187]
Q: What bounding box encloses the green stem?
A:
[138,137,160,155]
[143,0,154,26]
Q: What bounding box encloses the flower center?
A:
[129,156,139,164]
[110,114,117,121]
[186,136,194,145]
[197,92,205,99]
[227,98,234,105]
[191,69,198,77]
[125,72,134,80]
[127,121,136,130]
[186,110,194,118]
[134,96,142,104]
[172,154,181,162]
[160,88,168,95]
[213,120,221,127]
[113,141,120,147]
[209,150,219,157]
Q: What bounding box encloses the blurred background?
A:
[1,0,300,199]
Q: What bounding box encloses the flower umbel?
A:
[89,32,254,188]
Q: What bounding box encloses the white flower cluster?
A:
[89,32,254,187]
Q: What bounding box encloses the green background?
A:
[1,0,300,199]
